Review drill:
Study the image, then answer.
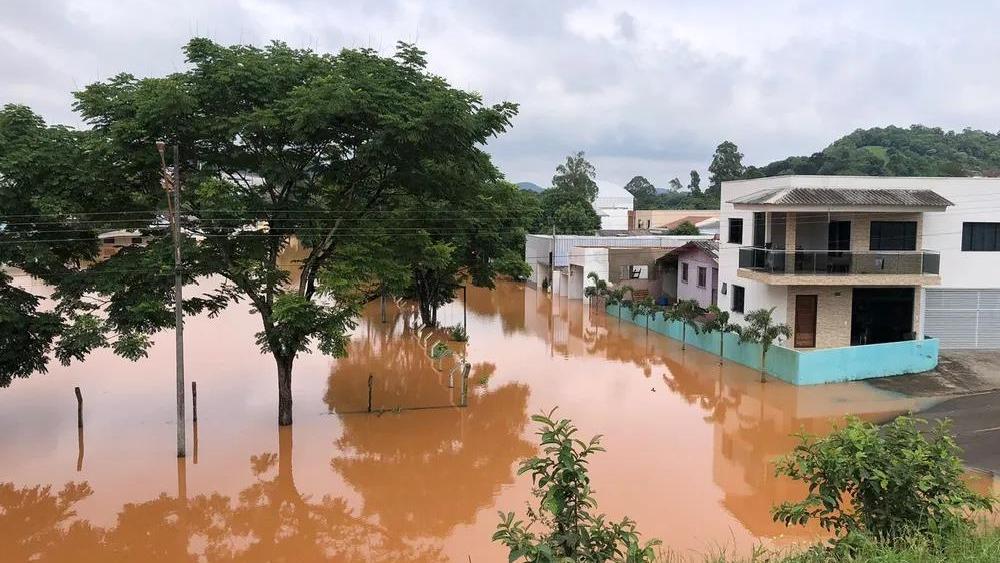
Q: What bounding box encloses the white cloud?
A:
[2,0,1000,188]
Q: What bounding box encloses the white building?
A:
[592,180,633,231]
[525,233,713,300]
[718,175,1000,350]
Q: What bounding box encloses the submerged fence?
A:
[606,304,939,385]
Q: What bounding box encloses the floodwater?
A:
[0,278,942,561]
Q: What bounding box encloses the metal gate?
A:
[924,289,1000,349]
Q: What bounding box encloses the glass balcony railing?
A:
[738,247,940,275]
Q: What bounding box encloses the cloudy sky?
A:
[3,1,1000,188]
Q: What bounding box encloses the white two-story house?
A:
[719,176,1000,351]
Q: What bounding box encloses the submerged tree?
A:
[0,40,517,426]
[665,299,704,351]
[699,305,739,365]
[732,307,791,383]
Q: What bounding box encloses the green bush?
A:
[447,324,468,342]
[772,416,993,553]
[493,409,661,562]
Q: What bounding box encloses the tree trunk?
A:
[681,325,686,351]
[760,346,767,383]
[719,337,725,366]
[276,354,294,426]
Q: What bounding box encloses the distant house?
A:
[524,232,714,300]
[98,230,148,259]
[659,240,719,307]
[629,209,720,232]
[592,180,634,231]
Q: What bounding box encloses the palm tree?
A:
[605,286,631,325]
[630,295,657,334]
[732,307,791,383]
[700,305,740,365]
[584,272,608,310]
[665,299,704,351]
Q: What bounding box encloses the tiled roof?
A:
[728,187,953,207]
[662,239,718,261]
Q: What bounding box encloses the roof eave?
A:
[730,204,951,213]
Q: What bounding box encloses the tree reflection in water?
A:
[325,314,534,543]
[0,426,440,561]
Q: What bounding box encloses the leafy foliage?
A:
[1,40,517,427]
[630,295,657,333]
[707,140,745,199]
[755,125,1000,178]
[623,176,655,198]
[665,299,704,350]
[447,324,468,342]
[699,305,739,364]
[494,409,660,562]
[552,151,599,202]
[773,416,994,554]
[531,152,603,235]
[732,307,791,381]
[666,221,700,236]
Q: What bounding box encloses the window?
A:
[131,237,143,244]
[697,266,707,288]
[620,265,649,279]
[870,221,917,251]
[962,222,1000,251]
[731,285,745,313]
[721,282,728,295]
[681,262,689,283]
[728,218,744,244]
[102,237,114,244]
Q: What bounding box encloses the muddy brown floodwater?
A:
[1,278,940,561]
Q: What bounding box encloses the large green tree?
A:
[0,39,517,426]
[394,180,535,326]
[623,175,655,198]
[707,140,745,199]
[552,151,599,202]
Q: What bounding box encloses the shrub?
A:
[447,324,468,342]
[772,416,993,553]
[494,409,661,562]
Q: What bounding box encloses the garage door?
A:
[924,289,1000,349]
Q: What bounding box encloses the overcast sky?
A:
[3,0,1000,188]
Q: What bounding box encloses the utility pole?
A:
[462,284,467,330]
[158,141,186,458]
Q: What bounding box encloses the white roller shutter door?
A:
[925,289,1000,349]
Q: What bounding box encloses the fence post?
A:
[367,374,374,413]
[460,363,471,407]
[74,387,83,428]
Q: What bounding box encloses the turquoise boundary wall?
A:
[606,304,939,385]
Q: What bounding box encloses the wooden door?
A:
[794,295,818,348]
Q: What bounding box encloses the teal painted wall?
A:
[607,304,938,385]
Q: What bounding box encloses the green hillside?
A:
[750,125,1000,178]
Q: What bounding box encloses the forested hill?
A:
[749,125,1000,178]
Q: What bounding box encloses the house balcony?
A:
[736,247,941,286]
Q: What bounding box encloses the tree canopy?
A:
[708,140,745,199]
[0,39,521,426]
[623,175,655,198]
[756,125,1000,177]
[552,151,599,202]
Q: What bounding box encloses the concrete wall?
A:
[608,303,939,384]
[677,247,718,308]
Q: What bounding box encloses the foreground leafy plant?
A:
[447,324,468,342]
[773,415,993,554]
[494,408,660,562]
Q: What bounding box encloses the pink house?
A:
[662,240,719,308]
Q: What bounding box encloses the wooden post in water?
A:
[192,381,198,423]
[74,387,83,428]
[460,363,471,407]
[367,374,374,413]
